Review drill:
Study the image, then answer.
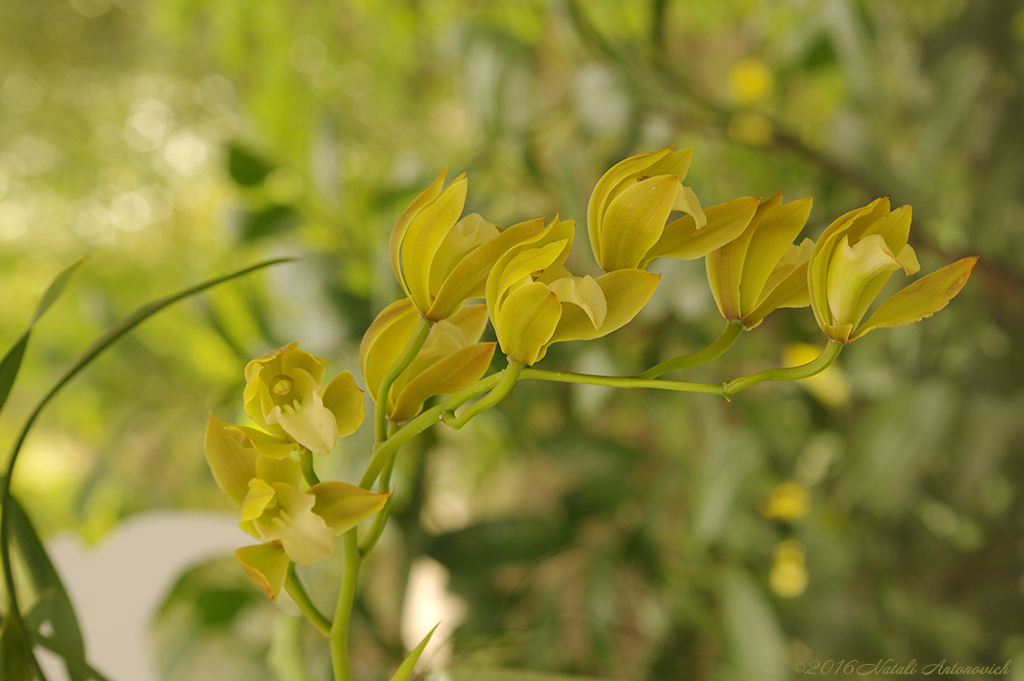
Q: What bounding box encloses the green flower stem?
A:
[636,320,744,379]
[722,339,843,396]
[285,562,331,637]
[520,368,727,396]
[374,317,433,444]
[358,455,395,557]
[443,359,524,429]
[0,257,292,679]
[330,529,362,681]
[299,449,321,486]
[359,373,501,490]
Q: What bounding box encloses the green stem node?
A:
[722,339,843,396]
[442,359,524,429]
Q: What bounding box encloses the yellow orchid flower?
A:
[706,193,814,329]
[389,170,547,320]
[485,216,661,365]
[587,146,759,271]
[243,343,365,456]
[204,414,388,599]
[808,198,978,342]
[360,300,496,421]
[769,539,808,598]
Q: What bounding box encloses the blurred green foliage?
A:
[2,0,1024,679]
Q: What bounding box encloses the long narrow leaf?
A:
[7,492,87,681]
[0,257,293,681]
[390,624,438,681]
[0,257,86,415]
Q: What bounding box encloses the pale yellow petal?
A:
[738,197,812,316]
[429,213,500,295]
[241,478,277,522]
[310,481,390,534]
[322,370,365,438]
[360,298,419,401]
[705,194,779,320]
[826,234,901,327]
[235,544,289,600]
[808,198,888,329]
[426,217,545,320]
[599,175,679,271]
[401,175,468,312]
[548,275,607,330]
[495,282,561,365]
[742,261,810,329]
[550,269,660,343]
[204,414,257,508]
[852,257,978,340]
[390,170,447,298]
[256,483,336,566]
[270,367,339,455]
[390,342,496,421]
[643,147,694,181]
[587,146,673,264]
[233,425,297,460]
[648,196,760,268]
[672,184,706,228]
[255,454,302,487]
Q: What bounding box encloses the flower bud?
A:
[808,198,977,342]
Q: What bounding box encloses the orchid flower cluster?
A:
[204,145,977,680]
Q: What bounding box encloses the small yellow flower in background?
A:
[204,414,389,599]
[763,481,811,521]
[389,170,546,321]
[707,192,814,329]
[360,299,496,421]
[808,198,978,343]
[727,112,773,147]
[769,539,808,598]
[243,343,365,456]
[728,58,775,104]
[784,343,850,407]
[486,216,661,365]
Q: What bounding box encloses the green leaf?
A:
[239,204,300,242]
[0,257,294,681]
[389,623,437,681]
[0,612,34,681]
[0,257,86,416]
[426,518,571,572]
[228,142,274,186]
[8,493,87,681]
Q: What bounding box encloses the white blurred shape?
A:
[164,131,208,177]
[40,511,248,681]
[401,557,466,671]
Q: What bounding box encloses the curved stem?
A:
[0,257,291,678]
[520,368,727,396]
[299,449,320,486]
[374,317,433,444]
[722,340,843,396]
[359,445,396,557]
[285,562,331,637]
[443,359,524,429]
[359,373,501,490]
[330,529,362,681]
[637,320,743,379]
